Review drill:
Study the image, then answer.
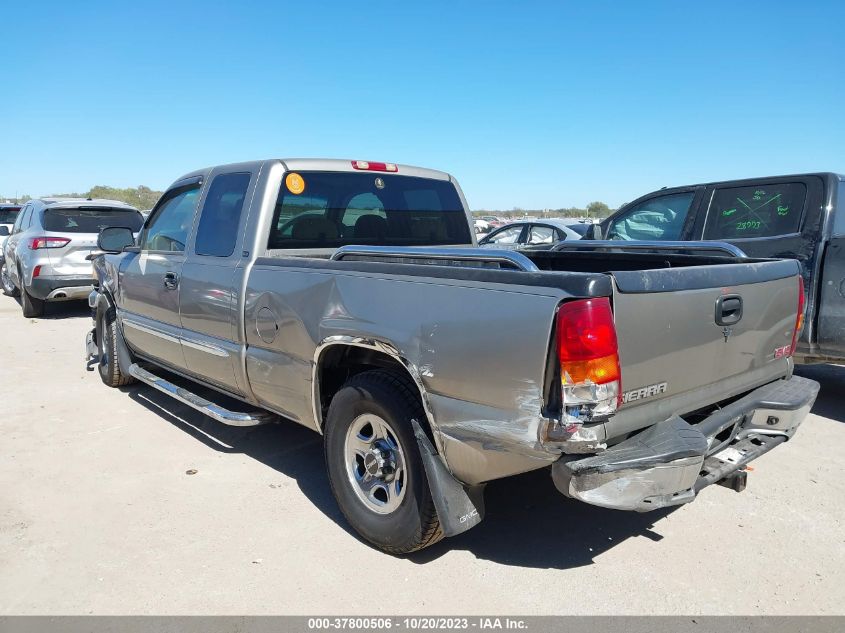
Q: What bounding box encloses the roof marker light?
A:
[351,161,398,172]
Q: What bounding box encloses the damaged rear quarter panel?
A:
[243,261,580,484]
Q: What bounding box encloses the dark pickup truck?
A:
[593,172,845,364]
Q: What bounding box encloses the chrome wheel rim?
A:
[344,413,407,514]
[0,262,12,294]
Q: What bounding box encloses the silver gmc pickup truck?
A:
[85,158,819,554]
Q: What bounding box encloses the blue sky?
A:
[1,1,843,209]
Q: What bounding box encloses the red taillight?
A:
[351,160,398,172]
[29,237,70,249]
[789,277,805,357]
[32,265,42,278]
[557,298,621,385]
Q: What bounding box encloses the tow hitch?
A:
[717,469,748,493]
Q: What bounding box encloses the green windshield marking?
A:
[777,205,789,216]
[722,208,737,216]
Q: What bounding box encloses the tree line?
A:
[1,185,163,210]
[473,201,615,220]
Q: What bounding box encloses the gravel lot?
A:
[1,296,843,615]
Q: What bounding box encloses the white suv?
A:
[1,198,143,317]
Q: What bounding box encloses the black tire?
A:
[21,284,44,317]
[1,260,19,297]
[324,369,443,554]
[98,309,135,387]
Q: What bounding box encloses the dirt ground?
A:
[1,296,843,615]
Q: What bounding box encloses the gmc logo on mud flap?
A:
[622,382,668,404]
[460,509,479,523]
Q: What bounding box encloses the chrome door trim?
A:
[180,336,230,358]
[122,318,180,344]
[123,317,229,358]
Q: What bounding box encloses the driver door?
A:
[119,180,202,371]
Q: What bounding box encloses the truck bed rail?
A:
[331,246,540,272]
[550,240,748,259]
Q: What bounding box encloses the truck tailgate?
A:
[608,259,801,436]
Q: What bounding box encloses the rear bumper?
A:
[28,276,95,300]
[551,375,819,511]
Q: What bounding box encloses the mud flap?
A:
[412,419,485,537]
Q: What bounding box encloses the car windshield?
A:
[567,223,590,236]
[0,207,20,223]
[43,208,143,233]
[268,171,471,249]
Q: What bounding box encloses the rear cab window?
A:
[267,172,471,250]
[43,207,144,233]
[702,183,807,239]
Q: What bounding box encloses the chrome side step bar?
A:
[128,363,275,427]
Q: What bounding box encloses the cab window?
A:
[267,172,470,249]
[484,225,524,244]
[341,193,387,238]
[141,186,201,252]
[703,183,806,239]
[607,192,695,241]
[195,172,251,257]
[528,225,557,245]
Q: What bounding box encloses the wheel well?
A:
[316,345,426,430]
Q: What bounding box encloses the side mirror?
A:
[0,226,9,237]
[98,227,135,253]
[585,223,603,240]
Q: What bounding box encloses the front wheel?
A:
[324,369,443,554]
[98,310,135,387]
[0,260,18,297]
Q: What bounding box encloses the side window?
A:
[342,192,387,238]
[11,205,28,233]
[140,187,200,252]
[195,172,251,257]
[606,192,695,241]
[703,183,806,239]
[528,225,556,245]
[484,225,524,244]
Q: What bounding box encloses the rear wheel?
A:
[0,260,18,297]
[20,279,44,318]
[324,369,443,554]
[98,309,135,387]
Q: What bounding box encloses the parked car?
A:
[595,172,844,364]
[86,158,815,554]
[473,218,490,235]
[479,215,505,229]
[478,218,583,249]
[0,203,21,235]
[564,221,592,237]
[1,198,143,316]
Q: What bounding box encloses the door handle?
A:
[715,294,743,326]
[163,272,178,290]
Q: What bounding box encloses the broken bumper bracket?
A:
[551,375,819,511]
